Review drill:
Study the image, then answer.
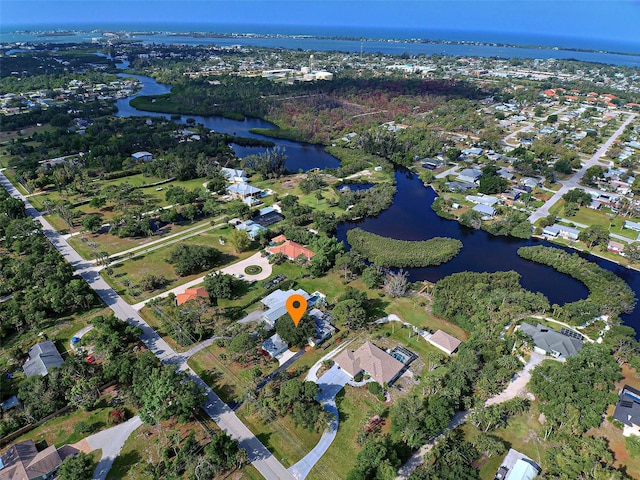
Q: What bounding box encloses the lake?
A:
[116,73,640,337]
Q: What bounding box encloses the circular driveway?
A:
[220,252,272,281]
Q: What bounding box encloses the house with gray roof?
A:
[22,341,64,377]
[472,203,496,219]
[519,323,583,358]
[613,384,640,437]
[261,333,289,358]
[457,168,482,184]
[307,308,335,347]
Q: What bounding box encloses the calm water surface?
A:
[116,74,640,337]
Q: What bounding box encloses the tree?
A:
[242,146,288,178]
[228,331,257,356]
[583,165,604,186]
[362,264,385,288]
[332,299,368,330]
[384,269,409,298]
[132,364,205,425]
[58,452,95,480]
[578,224,609,249]
[276,314,316,348]
[167,244,221,276]
[204,272,236,302]
[204,431,246,473]
[554,159,573,174]
[81,214,103,233]
[228,228,251,254]
[562,188,592,206]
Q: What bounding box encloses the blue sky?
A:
[2,1,640,45]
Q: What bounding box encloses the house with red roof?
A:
[176,287,209,306]
[268,236,315,262]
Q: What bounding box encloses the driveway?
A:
[288,364,351,480]
[82,415,142,480]
[485,351,546,406]
[131,252,272,310]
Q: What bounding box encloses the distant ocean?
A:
[3,23,640,66]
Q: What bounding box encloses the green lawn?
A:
[307,386,386,479]
[237,404,322,468]
[14,402,115,447]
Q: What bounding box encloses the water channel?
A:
[114,72,640,337]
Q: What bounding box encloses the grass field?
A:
[237,405,322,468]
[307,386,387,480]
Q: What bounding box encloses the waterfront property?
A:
[472,203,496,219]
[22,341,64,377]
[427,330,462,355]
[613,384,640,437]
[494,448,541,480]
[607,240,626,255]
[542,224,580,241]
[334,341,405,386]
[519,323,583,358]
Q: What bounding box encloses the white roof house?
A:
[466,194,499,207]
[220,167,248,184]
[261,288,311,328]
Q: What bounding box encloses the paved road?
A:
[529,113,636,224]
[0,171,295,480]
[288,364,351,480]
[132,252,272,310]
[85,416,143,480]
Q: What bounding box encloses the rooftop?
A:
[22,341,64,377]
[334,341,405,385]
[520,323,583,358]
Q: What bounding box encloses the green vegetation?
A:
[249,127,310,143]
[347,228,462,268]
[432,271,550,330]
[518,246,636,324]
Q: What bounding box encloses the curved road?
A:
[0,172,293,480]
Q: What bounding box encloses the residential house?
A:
[607,240,625,255]
[334,341,405,386]
[445,181,476,192]
[461,147,483,156]
[261,288,311,328]
[542,224,580,241]
[457,168,482,184]
[261,333,289,358]
[0,395,20,412]
[307,308,335,347]
[23,341,64,377]
[0,439,76,480]
[176,287,209,306]
[427,330,462,355]
[253,206,285,227]
[624,220,640,232]
[421,158,444,170]
[268,237,315,262]
[494,448,541,480]
[613,384,640,437]
[220,167,248,184]
[131,151,153,162]
[466,194,499,207]
[520,177,540,189]
[235,220,267,240]
[227,182,263,205]
[472,204,495,219]
[519,323,583,358]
